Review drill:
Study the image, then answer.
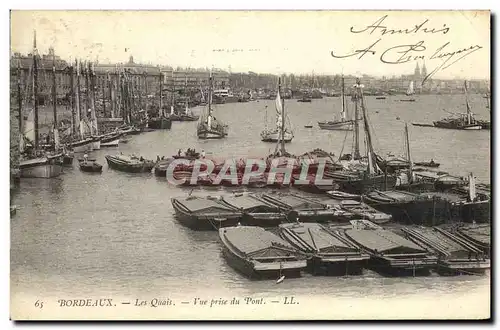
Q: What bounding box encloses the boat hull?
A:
[307,256,366,276]
[100,138,120,147]
[433,121,482,130]
[20,159,63,178]
[318,120,353,131]
[197,128,228,139]
[105,155,156,173]
[260,131,294,142]
[171,199,241,230]
[149,118,172,129]
[363,196,452,226]
[71,139,93,153]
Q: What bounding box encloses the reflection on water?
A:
[11,94,490,305]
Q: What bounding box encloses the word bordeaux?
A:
[58,298,114,307]
[165,157,335,186]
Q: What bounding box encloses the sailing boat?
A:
[433,81,482,130]
[400,81,416,102]
[148,71,172,129]
[325,79,397,194]
[172,76,199,121]
[318,75,354,131]
[261,81,294,142]
[197,72,228,139]
[19,31,63,178]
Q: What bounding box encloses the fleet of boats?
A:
[11,31,491,282]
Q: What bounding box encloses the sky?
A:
[10,10,490,79]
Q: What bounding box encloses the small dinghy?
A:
[414,160,440,168]
[304,125,313,128]
[79,160,103,173]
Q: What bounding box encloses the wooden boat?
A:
[20,153,63,179]
[17,33,64,178]
[259,192,351,223]
[79,160,103,173]
[414,160,440,168]
[105,154,156,173]
[279,222,369,275]
[148,117,172,130]
[261,129,294,143]
[401,226,490,275]
[100,132,122,147]
[433,81,482,130]
[219,226,307,279]
[454,224,490,256]
[171,196,242,230]
[318,76,354,131]
[219,193,285,227]
[338,199,392,224]
[324,80,398,194]
[344,220,437,276]
[363,190,451,226]
[261,82,294,143]
[197,74,228,139]
[304,125,313,128]
[326,190,362,202]
[297,96,312,102]
[376,96,386,100]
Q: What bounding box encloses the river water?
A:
[10,94,490,319]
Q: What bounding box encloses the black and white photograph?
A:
[9,9,491,320]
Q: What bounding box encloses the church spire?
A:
[421,60,427,78]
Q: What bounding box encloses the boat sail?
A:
[197,72,228,139]
[19,31,63,178]
[400,81,416,102]
[261,82,294,142]
[406,81,415,96]
[433,81,482,130]
[318,75,354,131]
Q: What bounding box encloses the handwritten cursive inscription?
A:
[350,15,450,36]
[330,15,483,84]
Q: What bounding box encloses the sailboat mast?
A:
[33,31,39,149]
[353,83,360,160]
[405,123,412,182]
[69,63,76,136]
[340,75,346,120]
[75,60,81,138]
[208,72,213,114]
[159,72,163,117]
[17,61,23,135]
[102,75,106,116]
[279,77,285,153]
[52,54,57,129]
[464,81,472,125]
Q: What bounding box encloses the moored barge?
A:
[401,226,490,275]
[171,196,242,230]
[219,193,285,227]
[279,222,369,275]
[342,220,437,276]
[219,226,307,280]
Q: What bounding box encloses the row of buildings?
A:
[10,51,490,104]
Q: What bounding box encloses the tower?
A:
[421,61,427,79]
[414,62,420,80]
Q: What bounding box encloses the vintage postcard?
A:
[9,10,490,320]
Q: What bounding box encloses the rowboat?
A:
[79,160,103,173]
[219,226,307,279]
